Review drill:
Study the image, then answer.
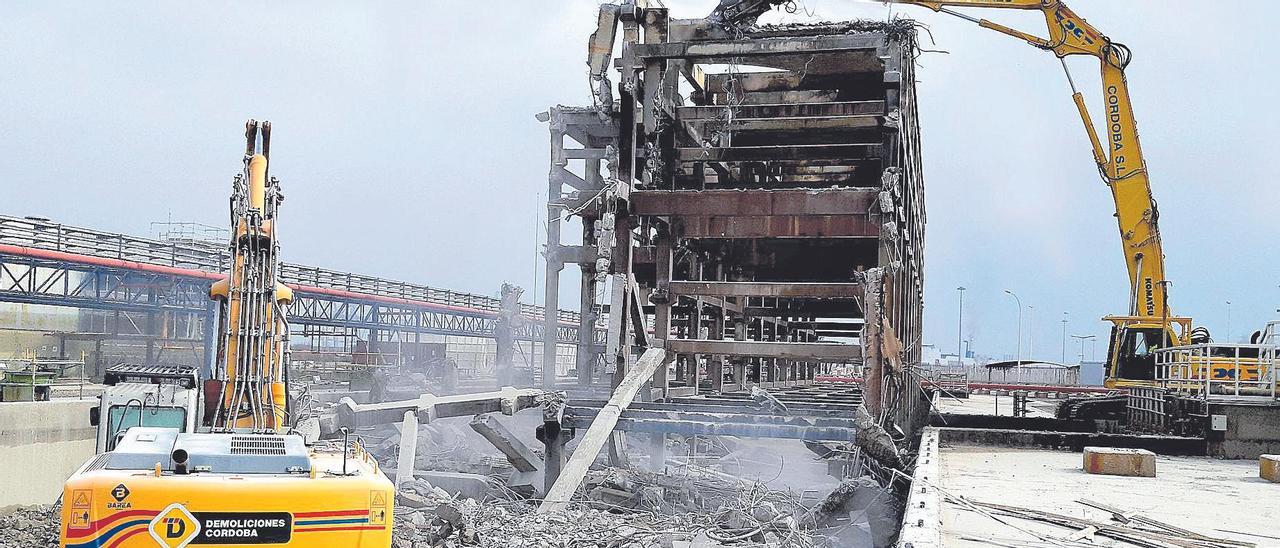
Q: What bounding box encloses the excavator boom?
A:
[888,0,1187,385]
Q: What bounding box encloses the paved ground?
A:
[934,393,1058,418]
[938,445,1279,546]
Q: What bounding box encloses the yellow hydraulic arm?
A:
[209,119,294,432]
[893,0,1169,323]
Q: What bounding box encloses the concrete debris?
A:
[750,386,790,415]
[806,478,900,547]
[0,503,60,548]
[392,474,840,548]
[752,386,901,471]
[852,406,903,470]
[965,498,1257,548]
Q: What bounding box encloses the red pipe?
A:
[0,243,222,281]
[0,243,574,323]
[962,382,1113,394]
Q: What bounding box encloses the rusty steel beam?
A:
[628,34,885,60]
[678,143,881,162]
[684,115,883,133]
[665,339,861,360]
[668,281,863,299]
[561,406,860,442]
[700,72,871,94]
[632,188,877,217]
[672,215,878,239]
[678,100,883,120]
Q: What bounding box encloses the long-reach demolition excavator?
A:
[61,121,393,548]
[881,0,1273,418]
[707,0,1266,417]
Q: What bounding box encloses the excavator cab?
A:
[1103,316,1191,388]
[1107,325,1163,382]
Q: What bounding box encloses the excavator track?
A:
[1056,395,1128,422]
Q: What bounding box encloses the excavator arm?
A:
[893,0,1165,321]
[890,1,1187,384]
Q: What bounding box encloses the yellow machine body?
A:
[61,447,391,548]
[62,121,394,547]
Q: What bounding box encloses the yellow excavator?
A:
[706,0,1234,394]
[60,121,393,548]
[880,0,1265,392]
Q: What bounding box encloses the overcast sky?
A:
[2,1,1277,362]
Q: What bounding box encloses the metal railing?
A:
[0,215,582,325]
[1154,342,1279,400]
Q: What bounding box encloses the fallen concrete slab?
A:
[1083,446,1156,478]
[1261,454,1279,483]
[415,470,493,501]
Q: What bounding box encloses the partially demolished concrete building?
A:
[540,3,928,442]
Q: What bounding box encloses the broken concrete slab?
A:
[395,410,418,489]
[415,470,493,501]
[1261,454,1279,483]
[470,413,542,473]
[1083,447,1156,477]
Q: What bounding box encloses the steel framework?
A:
[541,4,928,437]
[0,216,600,376]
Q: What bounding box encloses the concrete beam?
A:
[672,215,878,239]
[669,281,862,299]
[684,115,884,133]
[677,143,881,162]
[665,339,861,361]
[679,100,882,120]
[394,411,418,490]
[561,408,859,442]
[897,428,942,547]
[335,387,544,429]
[470,414,542,474]
[539,348,669,513]
[631,188,878,217]
[629,34,885,60]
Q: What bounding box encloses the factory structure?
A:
[0,2,1277,547]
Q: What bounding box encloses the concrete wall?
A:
[0,399,96,508]
[0,302,79,359]
[1207,401,1280,459]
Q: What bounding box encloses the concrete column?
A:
[394,411,418,489]
[651,234,673,398]
[733,313,748,387]
[709,307,725,392]
[577,256,597,387]
[648,432,666,472]
[542,260,561,390]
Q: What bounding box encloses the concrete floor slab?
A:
[938,445,1279,546]
[934,393,1057,418]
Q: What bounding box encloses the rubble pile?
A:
[392,470,846,548]
[363,421,517,480]
[395,486,676,548]
[0,503,60,548]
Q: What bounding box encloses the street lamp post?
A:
[1004,290,1023,382]
[1061,312,1068,364]
[957,286,966,361]
[1071,334,1097,365]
